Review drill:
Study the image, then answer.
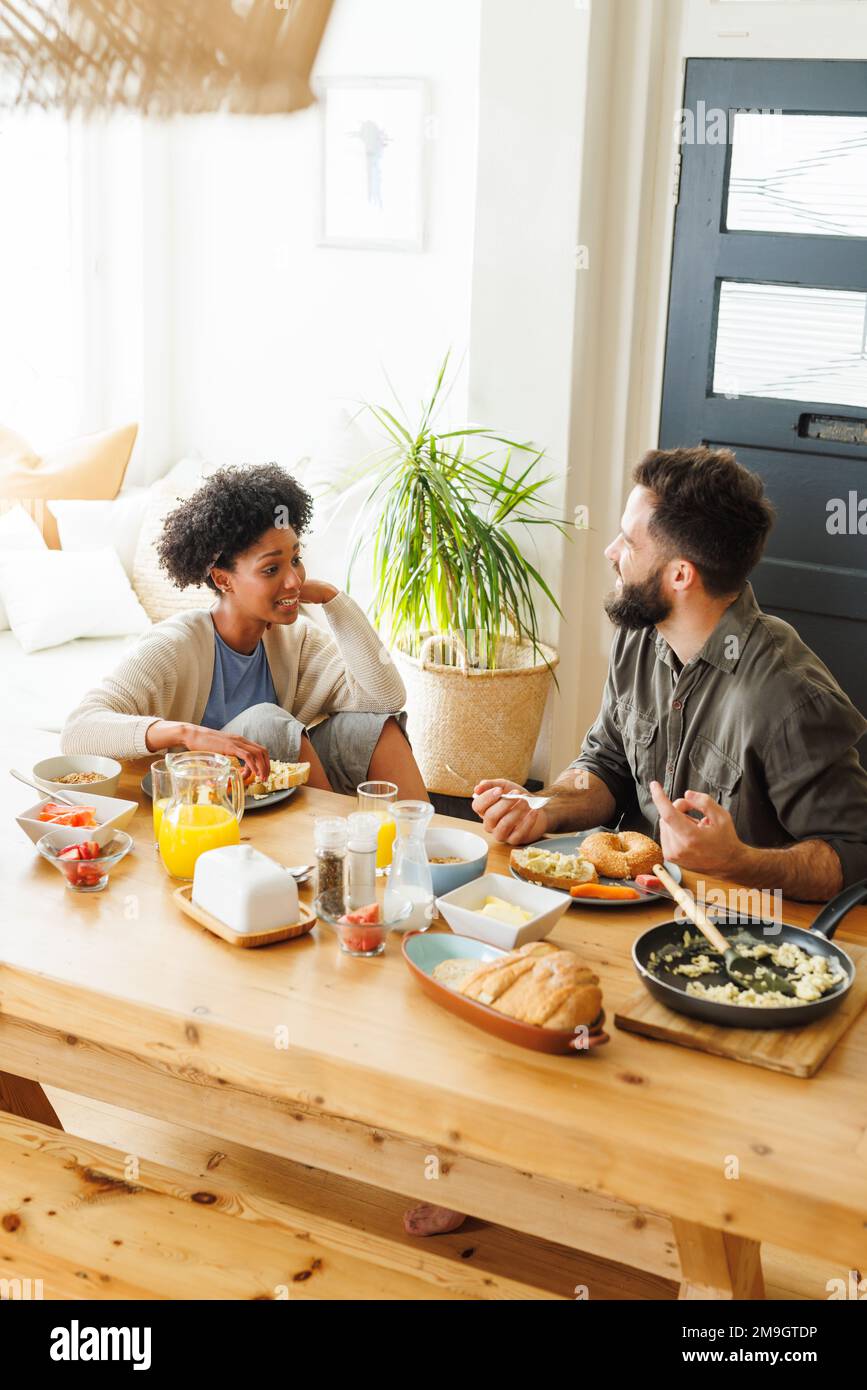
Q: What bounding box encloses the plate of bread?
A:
[402,931,609,1054]
[510,831,681,908]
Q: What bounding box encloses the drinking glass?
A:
[151,759,174,851]
[357,780,398,875]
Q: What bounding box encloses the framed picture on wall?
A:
[317,78,429,251]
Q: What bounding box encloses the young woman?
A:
[61,463,427,799]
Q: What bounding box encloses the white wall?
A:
[467,0,593,779]
[158,0,481,493]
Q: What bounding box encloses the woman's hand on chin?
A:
[182,725,271,784]
[298,580,338,605]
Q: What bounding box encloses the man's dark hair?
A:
[633,446,774,597]
[157,462,314,593]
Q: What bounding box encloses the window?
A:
[0,111,87,444]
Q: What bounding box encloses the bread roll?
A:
[457,941,602,1031]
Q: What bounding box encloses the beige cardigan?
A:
[61,592,407,759]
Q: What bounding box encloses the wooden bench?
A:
[0,1097,679,1301]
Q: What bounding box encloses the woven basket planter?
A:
[397,634,559,797]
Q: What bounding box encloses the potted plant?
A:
[341,357,570,796]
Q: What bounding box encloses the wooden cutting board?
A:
[614,942,867,1077]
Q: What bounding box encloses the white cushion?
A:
[0,547,150,653]
[0,629,140,734]
[49,489,149,578]
[0,504,47,630]
[131,456,218,621]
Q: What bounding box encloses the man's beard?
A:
[604,564,672,630]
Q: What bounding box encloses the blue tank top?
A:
[201,623,278,730]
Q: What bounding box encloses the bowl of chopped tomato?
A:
[315,898,413,957]
[16,791,138,847]
[36,829,133,892]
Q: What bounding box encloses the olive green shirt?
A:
[571,584,867,888]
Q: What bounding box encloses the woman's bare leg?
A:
[299,733,332,791]
[367,717,429,800]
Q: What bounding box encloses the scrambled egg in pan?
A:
[649,931,845,1008]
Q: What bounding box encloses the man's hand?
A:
[299,580,338,604]
[471,780,550,845]
[649,781,747,877]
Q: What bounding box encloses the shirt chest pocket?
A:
[687,735,742,807]
[615,702,658,786]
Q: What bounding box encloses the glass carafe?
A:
[158,752,245,881]
[383,800,435,933]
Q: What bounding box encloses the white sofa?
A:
[0,630,139,735]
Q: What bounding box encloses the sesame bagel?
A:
[580,830,661,880]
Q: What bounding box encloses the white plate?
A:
[509,832,682,910]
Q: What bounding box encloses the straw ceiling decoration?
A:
[0,0,333,115]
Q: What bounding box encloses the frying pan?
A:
[632,878,867,1030]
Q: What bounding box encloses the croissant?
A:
[457,941,602,1031]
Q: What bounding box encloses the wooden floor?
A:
[18,1086,831,1301]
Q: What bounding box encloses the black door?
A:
[660,59,867,742]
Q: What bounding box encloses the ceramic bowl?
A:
[425,827,489,896]
[401,931,609,1055]
[435,871,569,950]
[16,790,139,848]
[32,754,123,799]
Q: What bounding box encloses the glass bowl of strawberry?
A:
[36,829,133,892]
[315,898,412,957]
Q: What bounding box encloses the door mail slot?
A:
[798,414,867,447]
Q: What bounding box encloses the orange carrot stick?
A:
[569,883,642,901]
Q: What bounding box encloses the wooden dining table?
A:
[2,730,867,1301]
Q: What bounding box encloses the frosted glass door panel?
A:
[713,281,867,408]
[727,114,867,238]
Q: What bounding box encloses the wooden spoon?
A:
[652,863,795,996]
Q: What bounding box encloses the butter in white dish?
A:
[192,845,299,935]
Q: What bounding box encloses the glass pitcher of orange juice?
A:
[158,753,244,881]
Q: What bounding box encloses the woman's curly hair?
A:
[157,463,314,593]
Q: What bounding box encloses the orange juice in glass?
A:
[158,803,240,879]
[357,780,398,875]
[157,752,244,881]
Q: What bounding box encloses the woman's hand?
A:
[181,725,271,784]
[299,579,338,605]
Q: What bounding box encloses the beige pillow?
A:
[132,458,216,622]
[0,422,138,547]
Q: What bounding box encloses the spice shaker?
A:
[347,812,379,910]
[314,817,348,917]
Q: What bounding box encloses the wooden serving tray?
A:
[615,941,867,1078]
[173,884,317,948]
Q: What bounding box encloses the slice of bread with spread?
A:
[510,845,598,891]
[247,760,311,798]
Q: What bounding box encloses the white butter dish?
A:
[192,844,299,935]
